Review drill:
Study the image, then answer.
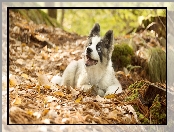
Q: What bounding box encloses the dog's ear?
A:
[103,30,113,49]
[89,23,100,37]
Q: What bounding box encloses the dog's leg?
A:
[61,60,78,87]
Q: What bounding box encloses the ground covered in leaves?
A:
[8,10,166,124]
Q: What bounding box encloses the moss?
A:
[112,43,134,70]
[137,112,149,124]
[125,89,139,101]
[150,94,166,124]
[125,81,166,124]
[147,47,166,83]
[125,81,145,101]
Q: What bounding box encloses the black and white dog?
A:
[52,23,122,97]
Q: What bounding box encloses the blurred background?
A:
[9,2,167,37]
[2,1,174,131]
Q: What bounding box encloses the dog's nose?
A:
[87,47,93,54]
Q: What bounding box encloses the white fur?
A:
[57,37,122,96]
[58,57,122,97]
[51,75,62,85]
[52,32,122,97]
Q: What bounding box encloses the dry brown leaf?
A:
[104,94,116,99]
[12,97,22,105]
[42,118,50,124]
[37,73,51,86]
[21,43,27,47]
[21,73,29,79]
[75,96,82,103]
[107,110,121,120]
[29,48,36,55]
[54,91,64,97]
[26,110,34,116]
[16,58,24,65]
[35,34,48,42]
[45,96,58,103]
[33,112,41,119]
[41,50,48,60]
[9,75,18,87]
[69,86,79,96]
[42,109,50,116]
[96,95,108,102]
[36,85,40,94]
[43,45,48,51]
[44,85,51,89]
[54,46,59,52]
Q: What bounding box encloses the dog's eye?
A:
[97,46,101,52]
[89,42,92,46]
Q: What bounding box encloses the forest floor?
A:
[5,9,168,126]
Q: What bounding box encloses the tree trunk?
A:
[60,9,65,28]
[60,2,64,28]
[45,2,57,19]
[48,9,57,19]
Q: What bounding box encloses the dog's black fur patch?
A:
[89,23,100,37]
[96,42,103,62]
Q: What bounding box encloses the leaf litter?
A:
[8,9,166,124]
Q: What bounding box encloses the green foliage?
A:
[12,9,60,27]
[126,81,145,101]
[129,80,144,89]
[126,81,166,124]
[125,89,139,101]
[126,81,150,124]
[136,111,149,124]
[62,9,165,36]
[112,43,134,69]
[150,94,166,124]
[147,47,166,83]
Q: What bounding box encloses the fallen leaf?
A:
[75,96,82,103]
[26,110,34,116]
[104,94,116,99]
[107,110,121,120]
[16,58,24,65]
[33,112,41,119]
[62,118,70,124]
[41,50,48,60]
[42,118,50,124]
[35,34,48,42]
[21,73,29,79]
[96,95,108,102]
[42,109,50,116]
[43,45,48,51]
[54,91,64,97]
[45,96,58,103]
[54,46,59,52]
[37,73,51,87]
[12,97,22,105]
[36,85,40,94]
[69,86,79,96]
[44,84,51,89]
[9,75,18,87]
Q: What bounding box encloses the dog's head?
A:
[84,23,114,67]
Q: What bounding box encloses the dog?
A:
[52,23,122,97]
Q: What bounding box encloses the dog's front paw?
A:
[97,89,105,97]
[105,85,122,96]
[81,85,93,92]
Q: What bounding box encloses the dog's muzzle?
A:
[85,47,98,66]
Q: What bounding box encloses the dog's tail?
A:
[51,75,62,86]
